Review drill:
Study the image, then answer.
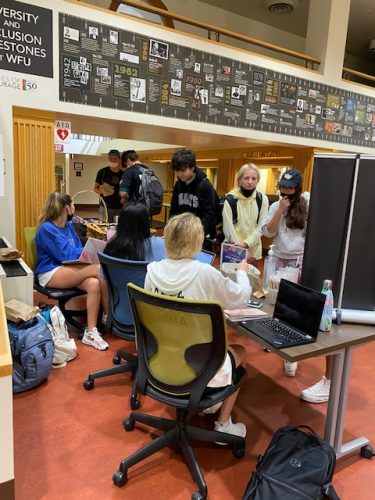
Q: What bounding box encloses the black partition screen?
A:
[301,154,375,310]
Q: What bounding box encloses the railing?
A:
[88,0,321,69]
[342,67,375,86]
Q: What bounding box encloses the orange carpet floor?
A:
[13,324,375,499]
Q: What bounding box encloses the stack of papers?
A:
[224,308,268,322]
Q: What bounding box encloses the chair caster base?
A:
[192,490,206,500]
[83,379,94,390]
[113,470,127,487]
[130,397,141,410]
[123,418,135,431]
[113,355,122,365]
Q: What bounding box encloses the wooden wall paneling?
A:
[13,109,55,260]
[216,158,244,196]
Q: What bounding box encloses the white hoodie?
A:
[145,259,251,387]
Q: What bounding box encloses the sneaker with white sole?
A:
[203,401,222,414]
[81,327,109,351]
[300,376,330,403]
[214,416,246,445]
[284,360,298,377]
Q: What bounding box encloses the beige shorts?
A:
[38,266,62,287]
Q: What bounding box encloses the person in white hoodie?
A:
[262,169,310,378]
[145,212,251,441]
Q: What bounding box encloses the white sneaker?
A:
[214,416,246,445]
[300,376,330,403]
[203,401,222,414]
[284,360,298,377]
[81,327,109,351]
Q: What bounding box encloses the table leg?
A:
[333,346,370,459]
[325,351,344,446]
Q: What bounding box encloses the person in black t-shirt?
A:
[94,149,123,222]
[119,150,144,205]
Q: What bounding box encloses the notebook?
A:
[62,238,107,265]
[239,279,326,348]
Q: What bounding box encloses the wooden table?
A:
[231,308,375,460]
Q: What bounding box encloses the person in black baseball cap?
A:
[94,149,123,222]
[261,168,309,379]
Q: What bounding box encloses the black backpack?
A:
[243,425,340,500]
[138,165,164,216]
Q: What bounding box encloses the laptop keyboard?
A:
[256,317,307,342]
[0,260,27,277]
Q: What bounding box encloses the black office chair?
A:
[83,253,148,404]
[24,227,86,332]
[113,283,247,500]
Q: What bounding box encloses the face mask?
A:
[280,192,297,201]
[240,187,255,198]
[67,213,74,221]
[108,161,119,168]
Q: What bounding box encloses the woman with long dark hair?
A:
[262,169,309,267]
[104,202,164,261]
[262,169,310,378]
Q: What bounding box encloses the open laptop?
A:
[240,279,326,348]
[62,238,107,265]
[195,249,216,265]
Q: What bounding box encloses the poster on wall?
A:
[0,134,4,197]
[59,13,375,149]
[0,1,53,78]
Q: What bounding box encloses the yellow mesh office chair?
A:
[24,227,86,331]
[112,283,247,500]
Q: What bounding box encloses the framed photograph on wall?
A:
[74,162,83,171]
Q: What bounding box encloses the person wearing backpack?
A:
[223,164,269,265]
[119,149,163,216]
[169,148,216,249]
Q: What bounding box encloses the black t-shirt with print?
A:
[95,166,123,209]
[119,164,142,202]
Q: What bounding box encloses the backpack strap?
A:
[323,482,341,500]
[255,191,263,224]
[225,194,238,224]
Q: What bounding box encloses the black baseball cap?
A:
[108,149,120,158]
[279,169,302,188]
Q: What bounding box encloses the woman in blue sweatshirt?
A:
[35,192,108,351]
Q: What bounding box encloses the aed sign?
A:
[54,120,71,144]
[0,1,53,78]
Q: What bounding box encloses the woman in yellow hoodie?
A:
[222,164,269,264]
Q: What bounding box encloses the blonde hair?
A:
[164,213,204,259]
[38,192,72,225]
[236,163,260,188]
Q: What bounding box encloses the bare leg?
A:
[48,264,101,330]
[217,344,246,424]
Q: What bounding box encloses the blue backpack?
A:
[8,315,55,393]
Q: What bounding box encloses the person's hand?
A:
[238,259,248,273]
[278,196,290,212]
[98,185,104,194]
[236,242,248,249]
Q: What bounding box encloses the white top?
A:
[145,259,251,387]
[261,192,310,260]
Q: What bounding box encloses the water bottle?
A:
[319,279,334,332]
[263,245,279,289]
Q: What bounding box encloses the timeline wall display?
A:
[59,13,375,149]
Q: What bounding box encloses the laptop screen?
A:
[195,249,216,265]
[273,279,326,336]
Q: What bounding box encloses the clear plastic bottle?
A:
[263,245,280,289]
[319,279,334,332]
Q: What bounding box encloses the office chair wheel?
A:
[123,418,135,431]
[232,445,245,459]
[191,491,205,500]
[130,396,141,410]
[113,470,127,487]
[83,379,94,390]
[113,355,122,365]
